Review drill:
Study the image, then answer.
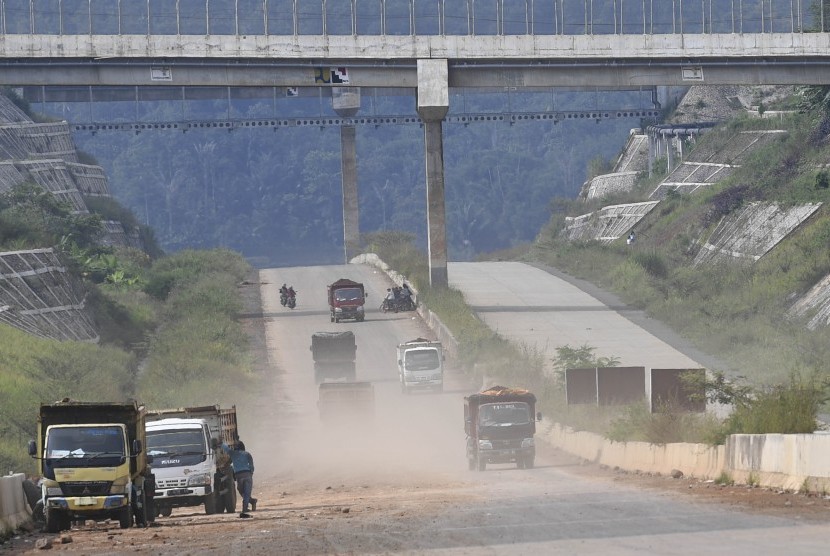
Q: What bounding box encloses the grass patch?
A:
[0,248,263,475]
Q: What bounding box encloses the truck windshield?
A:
[45,426,126,468]
[479,403,531,426]
[405,350,440,371]
[334,288,363,302]
[146,429,207,467]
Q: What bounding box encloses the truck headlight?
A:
[356,306,364,312]
[46,487,63,497]
[109,484,128,494]
[334,307,343,312]
[187,473,211,487]
[521,438,535,449]
[431,374,442,381]
[478,440,492,450]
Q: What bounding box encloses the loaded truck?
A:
[311,331,357,383]
[327,278,366,322]
[317,382,375,423]
[145,405,238,517]
[27,400,154,533]
[397,338,444,394]
[464,386,541,471]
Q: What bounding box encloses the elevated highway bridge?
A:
[1,0,829,285]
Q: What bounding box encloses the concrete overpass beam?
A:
[417,59,450,288]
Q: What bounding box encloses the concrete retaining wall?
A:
[726,433,830,491]
[0,474,31,536]
[542,422,830,491]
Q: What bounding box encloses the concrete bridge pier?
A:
[665,134,675,172]
[417,60,450,288]
[333,88,361,262]
[648,135,656,178]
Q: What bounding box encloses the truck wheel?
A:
[118,504,132,529]
[32,501,46,526]
[160,507,172,518]
[524,456,535,469]
[22,479,40,513]
[204,491,219,515]
[477,458,486,472]
[133,488,149,527]
[45,508,62,533]
[222,480,237,513]
[468,458,476,471]
[330,315,335,322]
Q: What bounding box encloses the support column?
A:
[666,134,675,173]
[340,124,359,261]
[647,133,656,178]
[333,88,361,262]
[417,59,450,288]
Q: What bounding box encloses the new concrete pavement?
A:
[448,261,721,370]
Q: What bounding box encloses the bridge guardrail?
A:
[0,1,822,37]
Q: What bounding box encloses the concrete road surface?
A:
[449,261,712,369]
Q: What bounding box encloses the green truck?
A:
[28,400,154,533]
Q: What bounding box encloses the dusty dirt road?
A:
[4,263,830,555]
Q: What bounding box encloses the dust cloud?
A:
[245,266,475,490]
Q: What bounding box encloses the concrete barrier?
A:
[541,421,830,491]
[0,473,31,536]
[727,433,830,492]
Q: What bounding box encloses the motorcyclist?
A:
[383,288,396,312]
[279,284,289,306]
[400,283,414,310]
[286,286,297,308]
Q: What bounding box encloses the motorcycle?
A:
[380,295,415,313]
[280,293,288,307]
[287,293,297,309]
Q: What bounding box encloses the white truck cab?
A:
[145,406,238,517]
[397,338,444,394]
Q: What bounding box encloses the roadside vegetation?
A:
[0,247,261,474]
[0,89,264,475]
[0,178,263,473]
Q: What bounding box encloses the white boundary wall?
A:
[0,473,31,536]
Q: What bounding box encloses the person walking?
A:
[228,440,258,518]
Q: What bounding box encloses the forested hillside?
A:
[63,92,640,264]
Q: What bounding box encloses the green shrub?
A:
[719,373,827,439]
[143,249,248,300]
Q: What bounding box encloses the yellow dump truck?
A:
[28,400,154,532]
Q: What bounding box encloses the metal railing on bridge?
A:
[0,1,826,37]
